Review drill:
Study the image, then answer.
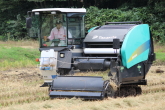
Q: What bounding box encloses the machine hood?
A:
[84,24,136,42]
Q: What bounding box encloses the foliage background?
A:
[0,0,164,43]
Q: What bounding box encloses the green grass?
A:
[156,52,165,61]
[0,46,40,70]
[153,44,165,65]
[0,41,164,70]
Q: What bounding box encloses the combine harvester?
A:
[26,8,155,99]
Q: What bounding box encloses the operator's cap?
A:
[56,20,62,24]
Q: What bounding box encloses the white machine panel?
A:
[84,48,120,54]
[40,49,58,83]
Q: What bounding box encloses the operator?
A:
[47,20,72,41]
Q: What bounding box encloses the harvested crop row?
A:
[0,68,165,107]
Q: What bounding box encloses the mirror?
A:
[26,17,32,28]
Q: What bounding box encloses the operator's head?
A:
[56,20,62,29]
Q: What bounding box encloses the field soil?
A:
[0,67,41,80]
[0,66,165,110]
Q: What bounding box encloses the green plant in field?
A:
[155,52,165,62]
[0,46,40,70]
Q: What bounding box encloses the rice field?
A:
[0,66,165,110]
[0,40,165,110]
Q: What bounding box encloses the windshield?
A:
[40,13,67,47]
[67,15,85,45]
[39,13,85,48]
[28,12,85,48]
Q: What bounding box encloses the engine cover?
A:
[74,59,110,71]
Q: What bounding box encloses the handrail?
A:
[105,21,142,25]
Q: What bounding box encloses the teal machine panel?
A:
[87,26,99,33]
[121,24,150,68]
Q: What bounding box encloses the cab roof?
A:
[32,8,86,13]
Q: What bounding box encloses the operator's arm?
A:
[48,28,55,40]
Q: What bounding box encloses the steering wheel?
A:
[51,39,60,46]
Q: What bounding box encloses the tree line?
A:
[0,0,164,43]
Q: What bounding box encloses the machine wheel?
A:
[119,88,127,97]
[106,85,118,98]
[128,87,136,96]
[103,81,116,98]
[136,86,142,95]
[117,86,141,97]
[104,85,111,98]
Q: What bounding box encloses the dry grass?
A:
[0,40,39,49]
[1,89,165,110]
[154,43,165,52]
[0,68,48,107]
[0,66,165,110]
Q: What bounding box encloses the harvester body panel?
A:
[121,24,150,68]
[84,25,135,42]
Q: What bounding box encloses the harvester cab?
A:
[26,8,155,99]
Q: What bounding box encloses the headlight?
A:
[60,53,65,58]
